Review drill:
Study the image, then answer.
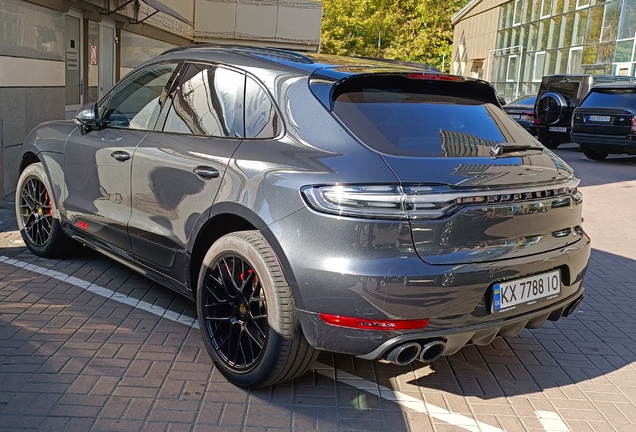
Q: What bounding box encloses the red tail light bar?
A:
[319,313,430,330]
[408,73,464,81]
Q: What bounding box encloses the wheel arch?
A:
[188,202,303,309]
[19,152,41,174]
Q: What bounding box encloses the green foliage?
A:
[320,0,470,72]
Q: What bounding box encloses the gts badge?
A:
[509,203,549,217]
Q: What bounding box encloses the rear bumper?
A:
[359,289,584,359]
[298,269,587,358]
[277,206,591,356]
[571,133,636,154]
[535,124,570,141]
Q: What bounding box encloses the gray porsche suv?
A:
[16,45,590,388]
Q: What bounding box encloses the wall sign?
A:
[67,39,79,70]
[90,45,98,65]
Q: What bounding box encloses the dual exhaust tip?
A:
[385,340,446,366]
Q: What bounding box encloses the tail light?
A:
[533,117,541,125]
[520,110,534,121]
[631,116,636,134]
[301,185,455,220]
[301,181,581,220]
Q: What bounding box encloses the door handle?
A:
[110,151,131,162]
[193,166,220,180]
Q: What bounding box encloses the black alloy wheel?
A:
[19,176,53,247]
[201,253,268,371]
[15,163,71,257]
[197,231,317,388]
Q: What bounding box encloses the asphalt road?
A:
[0,143,635,432]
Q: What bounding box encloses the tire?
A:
[197,230,317,388]
[582,146,609,160]
[15,163,72,257]
[538,133,562,149]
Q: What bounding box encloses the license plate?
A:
[588,115,611,122]
[509,114,521,119]
[548,127,567,132]
[493,270,561,312]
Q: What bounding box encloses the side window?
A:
[98,63,178,130]
[163,63,244,137]
[245,77,280,139]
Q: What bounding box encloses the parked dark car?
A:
[16,45,590,388]
[534,74,633,148]
[503,94,537,133]
[571,82,636,160]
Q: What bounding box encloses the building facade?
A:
[452,0,636,102]
[0,0,322,199]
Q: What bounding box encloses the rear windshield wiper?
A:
[491,143,543,155]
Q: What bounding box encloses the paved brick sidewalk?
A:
[1,145,635,432]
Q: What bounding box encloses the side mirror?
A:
[74,103,99,134]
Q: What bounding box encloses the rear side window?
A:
[244,77,280,139]
[331,77,518,157]
[581,89,636,108]
[163,63,244,137]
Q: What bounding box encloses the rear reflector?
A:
[318,313,429,330]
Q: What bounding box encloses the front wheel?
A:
[15,163,72,257]
[582,146,609,160]
[196,231,317,388]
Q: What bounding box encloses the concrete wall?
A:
[451,0,508,80]
[0,0,323,203]
[194,0,322,51]
[0,0,67,202]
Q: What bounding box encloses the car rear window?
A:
[581,89,636,108]
[547,81,580,100]
[331,77,521,157]
[509,95,536,105]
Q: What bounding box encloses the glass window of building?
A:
[491,0,636,96]
[619,0,636,39]
[576,0,590,9]
[602,1,622,41]
[507,55,518,81]
[514,0,524,25]
[542,0,554,18]
[534,51,547,80]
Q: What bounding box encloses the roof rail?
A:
[160,43,314,64]
[229,46,314,64]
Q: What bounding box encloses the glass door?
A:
[65,9,83,115]
[100,20,116,99]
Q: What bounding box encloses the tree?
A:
[320,0,470,72]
